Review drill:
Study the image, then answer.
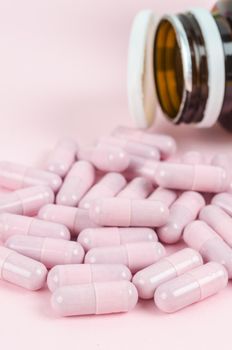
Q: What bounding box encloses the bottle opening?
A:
[154,18,184,122]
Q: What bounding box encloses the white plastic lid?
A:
[127,10,159,129]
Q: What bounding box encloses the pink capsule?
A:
[38,204,99,237]
[51,280,138,316]
[5,235,84,269]
[212,192,232,216]
[0,161,62,192]
[47,264,132,292]
[56,161,95,207]
[155,163,229,193]
[148,187,177,207]
[97,136,160,160]
[123,156,158,183]
[78,227,157,251]
[45,138,77,177]
[133,248,203,299]
[112,126,176,159]
[200,205,232,247]
[0,186,54,216]
[85,242,166,273]
[79,173,126,209]
[117,177,153,199]
[0,213,70,242]
[89,198,169,227]
[155,262,228,313]
[157,191,205,244]
[181,151,205,165]
[184,220,232,278]
[0,246,47,290]
[77,145,130,172]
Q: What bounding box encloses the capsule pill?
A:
[89,197,169,227]
[51,280,138,316]
[56,161,95,207]
[157,191,205,244]
[78,227,157,251]
[0,186,54,216]
[47,264,132,292]
[5,235,85,268]
[45,138,77,177]
[155,262,228,313]
[0,161,62,192]
[77,145,130,172]
[85,241,166,273]
[155,163,229,193]
[0,246,47,290]
[0,213,70,242]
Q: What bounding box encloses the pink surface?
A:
[0,0,232,349]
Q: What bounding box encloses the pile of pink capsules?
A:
[0,125,231,316]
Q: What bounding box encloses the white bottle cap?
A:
[127,10,159,129]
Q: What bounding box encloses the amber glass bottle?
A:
[154,1,232,130]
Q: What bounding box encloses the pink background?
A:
[0,0,231,349]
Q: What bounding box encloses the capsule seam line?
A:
[40,238,47,264]
[164,257,179,276]
[26,217,35,236]
[92,283,98,315]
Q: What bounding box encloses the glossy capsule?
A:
[155,262,228,313]
[184,220,232,278]
[51,281,138,317]
[155,163,229,193]
[77,145,130,172]
[117,177,153,199]
[85,242,166,273]
[0,186,54,216]
[5,235,85,268]
[0,213,70,242]
[79,173,126,209]
[211,192,232,216]
[0,161,62,192]
[47,264,132,292]
[78,227,157,251]
[157,191,205,244]
[148,187,177,207]
[97,136,160,160]
[133,248,203,299]
[0,246,47,290]
[38,204,99,237]
[56,161,95,207]
[89,198,169,227]
[45,138,77,177]
[200,205,232,247]
[112,126,176,159]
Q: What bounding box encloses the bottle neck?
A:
[154,4,232,129]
